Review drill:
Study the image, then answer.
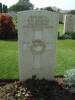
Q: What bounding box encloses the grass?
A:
[56,40,75,75]
[0,39,75,79]
[0,19,74,79]
[58,24,64,36]
[0,40,19,79]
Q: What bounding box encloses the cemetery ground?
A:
[0,39,75,99]
[0,24,75,99]
[0,39,75,79]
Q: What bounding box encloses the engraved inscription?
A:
[22,16,55,29]
[28,16,49,25]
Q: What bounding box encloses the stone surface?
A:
[17,10,59,81]
[64,15,75,34]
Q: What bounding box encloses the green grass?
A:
[0,40,75,79]
[56,40,75,75]
[0,20,74,79]
[58,24,64,36]
[0,40,19,79]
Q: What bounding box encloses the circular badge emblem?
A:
[30,40,46,55]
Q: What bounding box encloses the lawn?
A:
[0,19,74,79]
[56,40,75,75]
[59,24,64,36]
[0,40,19,79]
[0,39,75,79]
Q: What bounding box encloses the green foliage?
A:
[64,34,72,39]
[8,0,34,12]
[64,69,75,86]
[0,3,2,13]
[71,32,75,39]
[64,69,75,93]
[58,32,75,40]
[20,0,29,3]
[65,32,75,40]
[68,10,75,15]
[3,5,8,13]
[0,3,8,13]
[41,6,55,12]
[60,33,71,40]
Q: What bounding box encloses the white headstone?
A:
[18,10,59,81]
[64,15,74,34]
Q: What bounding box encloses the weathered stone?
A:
[17,10,59,81]
[64,15,75,33]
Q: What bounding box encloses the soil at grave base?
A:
[0,77,74,100]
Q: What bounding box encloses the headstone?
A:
[17,10,59,81]
[64,15,74,34]
[72,15,75,27]
[59,13,64,23]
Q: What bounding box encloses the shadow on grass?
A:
[0,38,18,42]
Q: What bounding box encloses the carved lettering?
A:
[28,16,49,25]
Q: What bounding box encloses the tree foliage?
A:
[8,0,34,12]
[41,7,55,12]
[0,3,8,13]
[68,10,75,15]
[0,3,2,13]
[3,5,8,13]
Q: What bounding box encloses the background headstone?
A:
[64,15,75,34]
[18,10,59,81]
